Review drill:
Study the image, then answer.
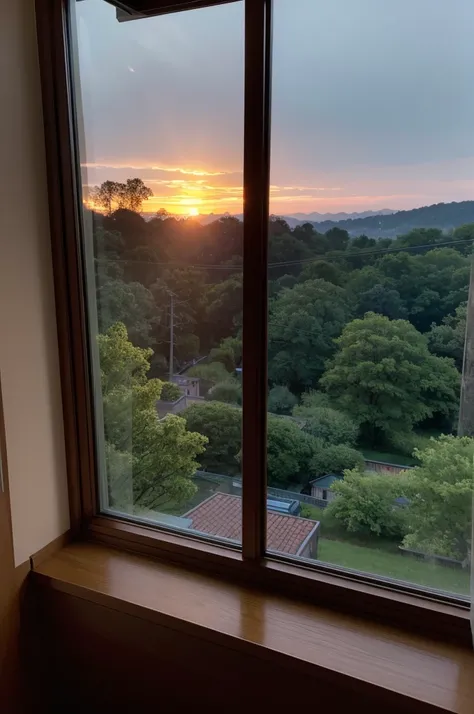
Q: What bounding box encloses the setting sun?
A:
[188,207,199,217]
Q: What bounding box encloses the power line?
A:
[94,237,474,273]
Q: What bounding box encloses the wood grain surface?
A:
[33,541,474,713]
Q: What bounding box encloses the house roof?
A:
[309,473,343,488]
[184,493,319,557]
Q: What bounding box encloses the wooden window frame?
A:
[35,0,472,648]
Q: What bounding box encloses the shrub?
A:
[206,380,242,405]
[187,362,231,386]
[327,469,407,538]
[309,443,364,477]
[268,385,298,415]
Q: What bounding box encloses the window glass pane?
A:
[72,0,244,544]
[267,0,474,596]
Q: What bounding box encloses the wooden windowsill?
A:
[32,541,474,713]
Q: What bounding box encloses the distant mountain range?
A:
[308,201,474,238]
[150,200,474,238]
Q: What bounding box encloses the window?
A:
[267,0,474,597]
[39,0,473,638]
[72,0,244,543]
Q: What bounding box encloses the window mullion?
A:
[242,0,272,561]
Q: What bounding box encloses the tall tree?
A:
[92,178,153,215]
[320,313,460,444]
[99,323,206,511]
[268,279,352,392]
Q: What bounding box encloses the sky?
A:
[75,0,474,216]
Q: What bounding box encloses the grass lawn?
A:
[318,539,470,596]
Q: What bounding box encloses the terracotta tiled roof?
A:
[184,493,319,556]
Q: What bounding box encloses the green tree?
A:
[267,415,316,486]
[98,323,207,511]
[325,227,350,251]
[182,401,242,475]
[299,260,343,285]
[268,386,298,415]
[327,469,406,538]
[160,382,182,402]
[309,444,364,477]
[427,303,466,369]
[268,279,352,392]
[356,284,407,320]
[320,313,460,444]
[401,435,474,560]
[187,361,231,386]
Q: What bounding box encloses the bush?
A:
[294,405,358,446]
[268,385,298,415]
[160,381,182,402]
[327,469,407,538]
[206,380,242,405]
[310,443,364,477]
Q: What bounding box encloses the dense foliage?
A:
[99,323,207,511]
[91,181,474,565]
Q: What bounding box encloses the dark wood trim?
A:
[241,0,271,561]
[88,516,471,647]
[31,542,474,713]
[35,0,98,531]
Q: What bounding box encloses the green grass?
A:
[318,539,470,595]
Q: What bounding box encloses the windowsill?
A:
[31,541,474,713]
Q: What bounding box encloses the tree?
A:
[187,361,231,386]
[401,435,474,560]
[327,469,406,538]
[427,303,466,369]
[325,227,350,251]
[268,279,352,392]
[267,386,298,415]
[267,415,316,486]
[299,260,343,285]
[97,277,158,347]
[206,273,243,345]
[98,323,207,511]
[209,336,242,371]
[181,401,241,474]
[356,284,407,320]
[160,382,182,402]
[293,404,358,446]
[92,178,153,215]
[309,444,364,478]
[320,313,460,444]
[206,380,242,405]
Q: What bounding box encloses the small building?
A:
[170,374,200,398]
[184,493,320,558]
[309,473,343,505]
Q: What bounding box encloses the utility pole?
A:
[458,258,474,436]
[169,292,174,382]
